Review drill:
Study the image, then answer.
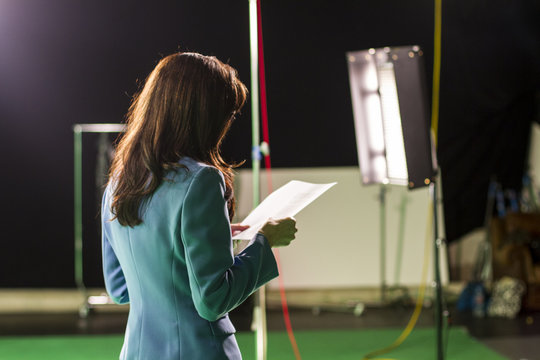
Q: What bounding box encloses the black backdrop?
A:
[0,0,538,287]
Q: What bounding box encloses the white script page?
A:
[233,180,337,241]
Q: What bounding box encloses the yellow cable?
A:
[362,1,442,357]
[431,0,442,146]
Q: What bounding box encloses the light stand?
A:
[432,180,444,360]
[248,0,267,359]
[347,46,444,360]
[377,185,410,306]
[73,123,125,318]
[379,184,388,303]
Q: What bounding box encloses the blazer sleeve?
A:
[101,188,130,305]
[181,167,278,321]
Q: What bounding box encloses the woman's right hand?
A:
[258,217,297,248]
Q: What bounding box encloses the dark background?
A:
[0,0,538,287]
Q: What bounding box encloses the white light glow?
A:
[361,63,387,181]
[88,295,115,305]
[377,62,408,185]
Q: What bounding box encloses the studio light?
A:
[347,46,436,189]
[347,46,445,360]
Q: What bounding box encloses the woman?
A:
[101,52,297,360]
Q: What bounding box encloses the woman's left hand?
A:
[231,224,250,236]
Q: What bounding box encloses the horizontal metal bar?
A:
[73,123,126,133]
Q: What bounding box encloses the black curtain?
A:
[438,0,540,242]
[0,0,538,286]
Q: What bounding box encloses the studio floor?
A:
[0,289,539,360]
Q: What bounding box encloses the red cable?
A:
[273,249,302,360]
[257,1,301,359]
[256,0,273,191]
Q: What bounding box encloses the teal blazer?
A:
[102,157,278,360]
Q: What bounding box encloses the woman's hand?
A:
[231,224,250,237]
[258,217,297,248]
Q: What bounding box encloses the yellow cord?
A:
[361,1,442,358]
[431,0,442,146]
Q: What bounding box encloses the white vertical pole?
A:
[249,1,260,205]
[248,1,267,359]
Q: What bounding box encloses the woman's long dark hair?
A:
[109,52,248,227]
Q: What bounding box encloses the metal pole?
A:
[248,0,266,359]
[72,124,125,318]
[431,181,444,360]
[249,3,260,206]
[73,126,87,310]
[394,192,407,286]
[379,185,387,303]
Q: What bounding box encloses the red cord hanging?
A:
[256,0,273,192]
[256,1,301,359]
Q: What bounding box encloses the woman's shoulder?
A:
[177,157,217,175]
[179,157,209,172]
[170,157,223,183]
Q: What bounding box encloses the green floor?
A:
[0,327,507,360]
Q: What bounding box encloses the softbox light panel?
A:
[347,46,437,189]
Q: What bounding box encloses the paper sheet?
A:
[233,180,337,241]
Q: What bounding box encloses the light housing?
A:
[347,46,437,189]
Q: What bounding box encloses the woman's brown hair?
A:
[109,52,248,227]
